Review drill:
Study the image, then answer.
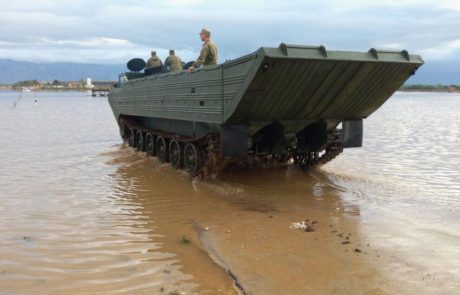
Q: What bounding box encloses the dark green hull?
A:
[108,44,423,158]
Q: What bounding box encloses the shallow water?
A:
[0,91,459,294]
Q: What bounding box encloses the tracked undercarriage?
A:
[119,116,344,176]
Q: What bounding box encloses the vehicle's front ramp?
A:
[225,44,424,133]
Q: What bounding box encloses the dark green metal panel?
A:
[222,53,259,121]
[109,66,224,124]
[109,43,423,135]
[225,44,423,130]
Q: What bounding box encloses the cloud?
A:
[39,37,136,48]
[422,39,460,60]
[440,0,460,11]
[0,0,459,64]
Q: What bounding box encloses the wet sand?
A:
[0,91,459,294]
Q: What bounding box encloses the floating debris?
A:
[305,225,315,232]
[181,235,190,244]
[10,94,22,110]
[290,220,317,232]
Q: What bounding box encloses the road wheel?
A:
[145,133,155,156]
[184,143,202,176]
[119,121,127,140]
[169,140,184,169]
[156,136,169,163]
[135,130,144,151]
[128,128,135,147]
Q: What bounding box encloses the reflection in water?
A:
[109,152,238,294]
[0,91,459,294]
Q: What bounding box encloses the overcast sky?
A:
[0,0,459,64]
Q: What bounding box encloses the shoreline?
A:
[1,90,459,94]
[4,88,91,92]
[399,89,459,93]
[0,88,458,94]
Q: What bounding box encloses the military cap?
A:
[199,28,211,37]
[169,49,175,55]
[151,51,157,56]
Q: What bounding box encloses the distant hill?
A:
[0,59,125,84]
[0,58,458,85]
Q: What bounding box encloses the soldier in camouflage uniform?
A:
[164,49,183,72]
[146,51,163,68]
[188,28,218,73]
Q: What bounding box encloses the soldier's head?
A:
[169,49,175,56]
[199,28,211,42]
[151,51,157,57]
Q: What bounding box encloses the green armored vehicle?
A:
[108,43,424,176]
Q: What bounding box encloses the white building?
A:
[85,78,94,89]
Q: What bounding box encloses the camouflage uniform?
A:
[146,51,163,68]
[192,40,218,68]
[164,51,183,72]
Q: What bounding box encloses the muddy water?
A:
[0,91,459,294]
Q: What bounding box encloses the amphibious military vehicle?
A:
[108,43,424,176]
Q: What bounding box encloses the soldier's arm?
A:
[211,44,218,64]
[164,57,170,70]
[193,46,208,68]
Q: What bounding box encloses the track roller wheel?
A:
[169,140,184,169]
[128,128,135,147]
[145,133,155,156]
[119,121,128,140]
[184,143,202,176]
[135,130,144,151]
[156,136,169,163]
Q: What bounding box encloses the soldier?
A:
[188,28,218,73]
[146,51,163,68]
[164,49,183,72]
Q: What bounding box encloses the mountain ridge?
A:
[0,59,125,84]
[0,58,458,85]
